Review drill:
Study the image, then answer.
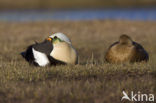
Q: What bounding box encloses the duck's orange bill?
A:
[47,37,52,41]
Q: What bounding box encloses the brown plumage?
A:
[105,34,149,63]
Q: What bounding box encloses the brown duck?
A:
[105,34,149,63]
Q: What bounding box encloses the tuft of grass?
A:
[0,20,156,103]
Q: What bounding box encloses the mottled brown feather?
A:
[105,34,149,63]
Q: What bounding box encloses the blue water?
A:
[0,8,156,21]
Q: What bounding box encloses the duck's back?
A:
[130,42,149,62]
[105,42,149,63]
[105,42,134,63]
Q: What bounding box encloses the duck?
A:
[21,33,78,66]
[105,34,149,63]
[47,33,78,65]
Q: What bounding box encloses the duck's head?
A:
[47,33,71,44]
[47,36,63,44]
[119,34,132,45]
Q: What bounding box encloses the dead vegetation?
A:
[0,20,156,103]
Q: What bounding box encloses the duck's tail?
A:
[20,51,26,58]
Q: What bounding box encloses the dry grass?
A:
[0,20,156,103]
[0,0,156,10]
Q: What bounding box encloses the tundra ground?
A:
[0,20,156,103]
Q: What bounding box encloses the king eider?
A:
[105,34,149,63]
[21,33,78,66]
[47,33,78,65]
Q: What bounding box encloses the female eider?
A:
[105,34,149,63]
[21,33,78,66]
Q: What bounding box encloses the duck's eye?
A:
[54,36,57,39]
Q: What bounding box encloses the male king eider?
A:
[21,33,78,66]
[105,34,149,63]
[47,33,78,65]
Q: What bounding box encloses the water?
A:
[0,8,156,21]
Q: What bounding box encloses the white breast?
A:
[32,48,50,67]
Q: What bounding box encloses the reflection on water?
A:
[0,8,156,21]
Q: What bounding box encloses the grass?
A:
[0,20,156,103]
